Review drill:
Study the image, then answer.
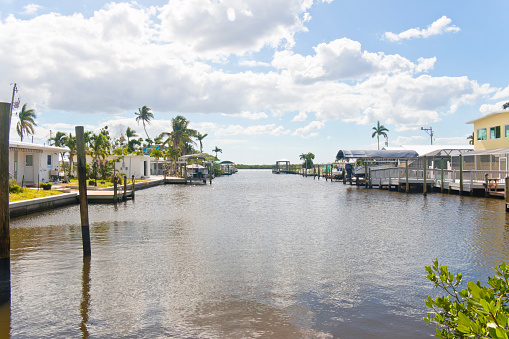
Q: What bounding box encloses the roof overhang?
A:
[336,149,419,160]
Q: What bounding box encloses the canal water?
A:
[6,170,509,338]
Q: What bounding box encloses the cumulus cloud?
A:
[215,124,288,136]
[384,16,460,42]
[221,111,268,119]
[292,120,325,138]
[292,112,307,122]
[21,4,42,15]
[492,85,509,100]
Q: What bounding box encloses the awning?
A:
[336,149,419,160]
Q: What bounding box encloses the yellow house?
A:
[466,111,509,150]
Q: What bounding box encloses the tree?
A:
[171,115,197,156]
[212,146,222,159]
[425,259,509,338]
[89,133,110,183]
[196,132,208,153]
[48,131,66,147]
[126,127,137,144]
[504,102,509,110]
[135,106,154,139]
[467,132,475,145]
[299,152,315,169]
[64,133,76,178]
[16,103,37,142]
[371,121,389,150]
[150,148,164,175]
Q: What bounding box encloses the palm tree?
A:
[371,121,389,150]
[16,103,37,142]
[63,133,76,178]
[504,102,509,110]
[126,127,137,144]
[212,146,222,159]
[135,106,154,139]
[196,132,208,153]
[89,133,110,183]
[171,116,197,156]
[49,131,66,147]
[299,152,315,169]
[467,132,474,145]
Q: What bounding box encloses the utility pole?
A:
[9,83,19,126]
[421,127,433,145]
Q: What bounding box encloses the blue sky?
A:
[1,0,508,164]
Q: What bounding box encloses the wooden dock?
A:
[86,189,133,203]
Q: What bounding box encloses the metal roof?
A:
[336,149,419,160]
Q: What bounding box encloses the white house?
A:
[85,154,151,179]
[9,140,69,185]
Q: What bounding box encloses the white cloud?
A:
[221,111,268,120]
[215,124,288,136]
[21,4,41,15]
[384,16,460,42]
[292,120,325,137]
[492,85,509,100]
[239,60,271,67]
[292,112,307,122]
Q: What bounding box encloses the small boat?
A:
[186,163,209,184]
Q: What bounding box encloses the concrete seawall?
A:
[10,193,79,218]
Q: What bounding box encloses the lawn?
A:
[9,189,63,202]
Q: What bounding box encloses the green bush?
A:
[39,182,52,188]
[425,259,509,338]
[9,180,22,193]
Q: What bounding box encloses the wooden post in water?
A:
[505,177,509,212]
[459,155,463,196]
[318,166,320,180]
[423,156,427,196]
[0,102,11,304]
[405,160,409,193]
[485,173,489,198]
[123,175,127,201]
[113,176,117,201]
[75,126,91,257]
[209,163,212,184]
[440,159,444,193]
[131,175,135,200]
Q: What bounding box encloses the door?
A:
[25,154,34,182]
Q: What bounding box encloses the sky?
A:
[1,0,509,165]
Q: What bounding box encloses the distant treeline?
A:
[235,164,273,169]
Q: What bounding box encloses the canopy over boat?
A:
[336,149,419,160]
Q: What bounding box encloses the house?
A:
[467,111,509,150]
[9,140,69,185]
[85,154,151,179]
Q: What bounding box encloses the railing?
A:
[370,167,509,186]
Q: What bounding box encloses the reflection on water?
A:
[6,170,509,338]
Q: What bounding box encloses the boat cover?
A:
[336,149,419,160]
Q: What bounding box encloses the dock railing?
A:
[370,167,509,191]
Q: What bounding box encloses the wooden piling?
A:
[209,163,212,184]
[423,156,427,196]
[0,103,11,304]
[131,175,135,199]
[75,126,91,257]
[123,175,127,201]
[405,160,409,192]
[459,154,463,196]
[113,177,117,201]
[485,173,489,198]
[440,159,444,193]
[505,177,509,212]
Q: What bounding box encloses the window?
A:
[26,155,33,166]
[47,155,52,166]
[490,126,501,139]
[477,128,487,140]
[505,125,509,138]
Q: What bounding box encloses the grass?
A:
[9,188,63,202]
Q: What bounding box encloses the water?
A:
[6,170,509,338]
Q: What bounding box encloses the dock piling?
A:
[0,102,11,304]
[123,175,127,201]
[506,177,509,212]
[76,126,92,257]
[132,175,135,199]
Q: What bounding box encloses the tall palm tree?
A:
[299,152,315,169]
[89,133,110,183]
[49,131,66,147]
[171,116,196,156]
[16,103,37,142]
[196,132,208,153]
[135,106,154,139]
[126,127,137,144]
[467,132,474,145]
[212,146,222,159]
[63,133,76,178]
[371,121,389,150]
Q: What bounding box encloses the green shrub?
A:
[39,182,52,188]
[9,180,22,193]
[425,259,509,338]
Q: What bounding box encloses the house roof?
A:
[9,140,69,153]
[384,145,474,157]
[336,149,419,159]
[466,111,509,124]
